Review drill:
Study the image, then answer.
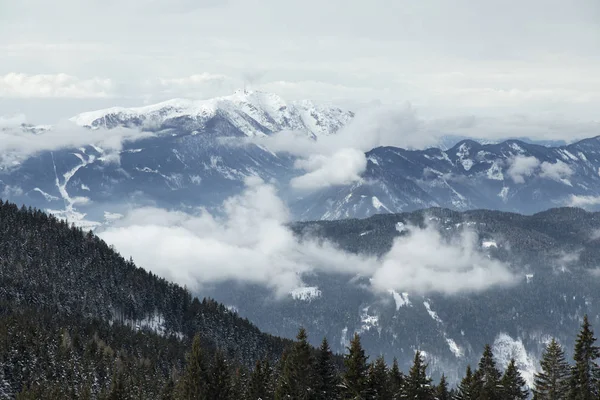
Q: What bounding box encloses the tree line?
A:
[30,313,590,400]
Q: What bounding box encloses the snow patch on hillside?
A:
[493,333,537,388]
[290,286,322,302]
[446,337,464,358]
[389,290,411,310]
[423,301,443,324]
[33,187,59,201]
[482,240,498,248]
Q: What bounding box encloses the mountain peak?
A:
[70,90,354,138]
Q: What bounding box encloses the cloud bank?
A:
[507,156,574,184]
[0,119,151,166]
[0,73,115,98]
[252,104,439,191]
[99,178,518,296]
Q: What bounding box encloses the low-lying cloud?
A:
[507,156,574,184]
[539,160,574,182]
[252,104,441,191]
[568,195,600,209]
[99,178,518,297]
[0,119,151,166]
[507,155,540,184]
[290,148,367,191]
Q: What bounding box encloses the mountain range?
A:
[202,207,600,386]
[1,90,599,227]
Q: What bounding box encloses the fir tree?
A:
[472,344,502,400]
[404,350,434,400]
[436,374,451,400]
[454,365,475,400]
[533,338,570,400]
[388,358,404,400]
[231,366,249,400]
[342,333,369,400]
[314,337,340,400]
[367,355,390,400]
[569,315,600,400]
[207,350,231,400]
[107,367,129,400]
[501,358,529,400]
[248,360,274,400]
[176,334,208,400]
[276,327,316,399]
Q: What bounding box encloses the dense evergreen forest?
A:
[1,201,600,399]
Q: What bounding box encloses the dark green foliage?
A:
[454,365,475,400]
[342,333,369,399]
[436,374,451,400]
[472,344,502,400]
[367,355,390,400]
[501,359,529,400]
[314,337,340,400]
[207,350,232,400]
[533,338,570,400]
[388,358,404,400]
[247,360,274,400]
[176,334,208,400]
[404,350,434,400]
[568,315,600,400]
[275,328,316,399]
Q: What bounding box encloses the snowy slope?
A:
[71,90,354,138]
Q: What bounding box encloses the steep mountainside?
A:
[199,207,600,384]
[296,138,600,219]
[1,91,599,224]
[0,91,351,228]
[0,200,295,396]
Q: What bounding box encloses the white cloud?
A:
[0,120,151,166]
[567,195,600,209]
[250,104,440,191]
[100,177,373,296]
[539,160,574,182]
[0,73,115,98]
[507,155,540,184]
[99,178,517,296]
[290,148,367,191]
[371,224,517,295]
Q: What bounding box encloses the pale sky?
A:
[1,0,599,138]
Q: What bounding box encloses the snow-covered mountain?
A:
[1,90,600,226]
[71,89,353,139]
[296,137,600,219]
[0,91,353,227]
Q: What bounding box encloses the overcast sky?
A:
[1,0,599,134]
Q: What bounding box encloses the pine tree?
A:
[248,360,274,400]
[569,315,600,400]
[454,365,475,400]
[388,358,404,400]
[231,366,249,400]
[276,328,315,399]
[404,350,434,400]
[176,334,208,400]
[107,367,129,400]
[314,337,340,400]
[501,358,529,400]
[342,333,369,400]
[533,338,570,400]
[436,374,451,400]
[367,355,390,400]
[472,344,502,400]
[159,375,175,400]
[207,350,231,400]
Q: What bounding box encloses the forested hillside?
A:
[0,200,293,397]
